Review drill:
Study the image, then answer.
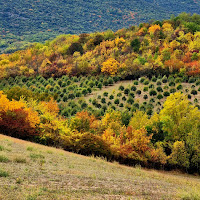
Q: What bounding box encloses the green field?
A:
[0,134,200,200]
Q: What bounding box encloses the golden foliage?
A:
[101,58,120,75]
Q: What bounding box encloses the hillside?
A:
[0,134,200,200]
[1,0,200,53]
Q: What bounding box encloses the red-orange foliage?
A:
[164,59,184,72]
[0,91,40,138]
[186,61,200,75]
[69,111,97,133]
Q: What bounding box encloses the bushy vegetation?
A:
[1,13,200,175]
[1,89,200,174]
[2,13,200,79]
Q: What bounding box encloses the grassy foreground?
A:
[0,134,200,200]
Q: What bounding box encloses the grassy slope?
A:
[0,134,200,200]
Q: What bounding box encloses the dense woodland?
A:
[1,13,200,174]
[1,0,200,53]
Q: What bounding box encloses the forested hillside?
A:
[1,0,200,53]
[1,14,200,174]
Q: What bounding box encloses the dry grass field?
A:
[0,134,200,200]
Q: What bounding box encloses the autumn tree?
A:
[159,92,200,141]
[0,91,40,138]
[101,58,120,75]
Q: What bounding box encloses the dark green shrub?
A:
[92,99,97,106]
[177,84,183,90]
[156,81,162,85]
[108,77,114,85]
[113,76,120,82]
[140,105,146,111]
[0,169,9,177]
[196,81,200,86]
[131,86,137,91]
[103,79,108,86]
[124,88,130,95]
[170,88,176,93]
[133,103,139,109]
[88,81,95,88]
[140,77,146,83]
[150,98,155,103]
[149,84,154,89]
[191,90,197,95]
[127,97,134,104]
[67,42,83,55]
[143,94,148,100]
[169,81,175,87]
[107,101,112,106]
[163,91,170,96]
[87,87,92,93]
[109,95,114,100]
[149,90,157,96]
[66,80,71,86]
[162,77,168,83]
[117,92,122,97]
[102,105,107,112]
[68,93,75,99]
[175,77,182,83]
[97,83,103,89]
[122,96,127,101]
[119,85,125,91]
[114,98,120,105]
[103,92,108,97]
[95,103,102,108]
[101,98,106,104]
[157,94,163,99]
[147,103,154,109]
[129,92,135,98]
[147,109,153,116]
[151,76,157,82]
[143,87,148,92]
[111,106,116,110]
[189,77,196,83]
[133,81,138,85]
[131,38,140,52]
[143,80,149,85]
[82,89,88,96]
[63,95,68,102]
[119,103,124,107]
[156,86,163,92]
[62,82,67,87]
[136,90,141,95]
[188,94,192,99]
[194,98,198,103]
[163,85,169,90]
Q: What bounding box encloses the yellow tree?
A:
[129,110,150,130]
[160,92,200,141]
[101,58,120,75]
[148,24,161,35]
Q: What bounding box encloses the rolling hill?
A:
[1,0,200,53]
